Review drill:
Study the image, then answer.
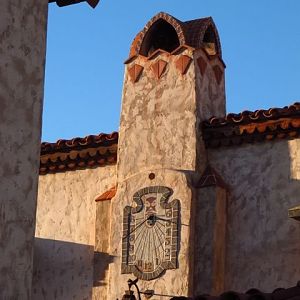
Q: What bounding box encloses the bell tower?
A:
[108,12,226,299]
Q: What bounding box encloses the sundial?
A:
[121,186,180,280]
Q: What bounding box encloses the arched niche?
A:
[127,13,222,59]
[139,19,181,56]
[202,25,219,56]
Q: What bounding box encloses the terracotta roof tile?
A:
[203,103,300,148]
[41,132,118,155]
[95,186,117,202]
[39,103,300,174]
[205,103,300,127]
[40,132,118,175]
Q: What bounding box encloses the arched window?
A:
[140,19,180,56]
[203,25,218,55]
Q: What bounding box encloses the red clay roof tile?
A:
[95,186,117,202]
[41,132,118,155]
[203,103,300,148]
[39,103,300,174]
[40,132,118,175]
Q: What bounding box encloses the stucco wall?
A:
[193,186,227,296]
[0,1,48,298]
[194,49,226,121]
[93,200,113,300]
[33,166,116,300]
[209,138,300,292]
[118,48,199,181]
[109,44,228,298]
[108,169,193,299]
[109,49,201,299]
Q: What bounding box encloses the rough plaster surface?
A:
[209,139,300,292]
[118,49,199,181]
[108,47,227,298]
[33,166,116,300]
[110,50,198,298]
[108,170,193,299]
[194,187,216,294]
[193,186,227,296]
[93,200,113,300]
[194,49,226,121]
[0,1,48,298]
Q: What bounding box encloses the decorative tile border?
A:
[121,186,180,280]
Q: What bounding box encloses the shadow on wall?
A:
[93,251,114,287]
[208,138,300,292]
[32,238,114,300]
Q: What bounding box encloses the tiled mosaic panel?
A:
[122,186,180,280]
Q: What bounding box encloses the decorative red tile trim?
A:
[196,165,228,190]
[147,49,170,60]
[171,45,195,55]
[151,59,167,79]
[203,103,300,148]
[124,54,147,65]
[175,55,192,75]
[95,186,117,202]
[125,45,195,65]
[128,64,144,83]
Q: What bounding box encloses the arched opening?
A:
[203,25,218,56]
[140,19,180,56]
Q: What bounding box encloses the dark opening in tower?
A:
[203,25,218,55]
[140,19,180,56]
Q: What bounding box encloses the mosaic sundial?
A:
[121,186,180,280]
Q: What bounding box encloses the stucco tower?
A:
[0,1,48,299]
[108,13,226,298]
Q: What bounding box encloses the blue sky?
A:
[43,0,300,142]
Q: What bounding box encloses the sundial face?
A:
[121,186,180,280]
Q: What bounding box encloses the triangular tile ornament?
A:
[147,49,170,60]
[95,186,117,202]
[151,59,167,79]
[175,55,192,75]
[196,165,228,190]
[197,56,207,76]
[128,64,144,83]
[213,65,223,85]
